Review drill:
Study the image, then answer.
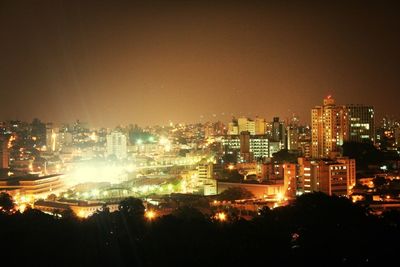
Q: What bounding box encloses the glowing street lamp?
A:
[215,212,227,222]
[276,192,284,202]
[145,210,157,221]
[18,204,27,213]
[78,210,86,218]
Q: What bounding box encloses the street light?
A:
[145,210,157,221]
[215,212,227,222]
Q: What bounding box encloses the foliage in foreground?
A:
[0,193,399,267]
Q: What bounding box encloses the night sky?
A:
[1,0,399,127]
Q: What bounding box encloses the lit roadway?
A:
[134,164,175,170]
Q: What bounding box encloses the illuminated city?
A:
[1,1,400,266]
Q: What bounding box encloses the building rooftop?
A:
[0,173,62,182]
[35,199,118,208]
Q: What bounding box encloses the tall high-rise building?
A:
[395,127,400,147]
[283,163,297,198]
[59,131,73,147]
[286,115,301,150]
[228,118,239,135]
[271,117,286,149]
[347,105,375,143]
[297,157,314,194]
[30,118,47,147]
[106,131,127,159]
[268,141,281,158]
[238,117,248,134]
[238,117,255,135]
[204,122,214,138]
[221,133,269,162]
[255,117,266,135]
[204,121,226,137]
[287,126,299,150]
[197,160,214,181]
[0,138,9,169]
[311,96,348,159]
[239,131,252,162]
[46,124,60,152]
[197,160,217,195]
[247,119,255,135]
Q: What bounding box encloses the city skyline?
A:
[1,2,400,265]
[1,0,399,127]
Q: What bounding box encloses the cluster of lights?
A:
[66,182,180,201]
[66,163,134,186]
[214,212,227,222]
[145,210,157,221]
[2,193,36,213]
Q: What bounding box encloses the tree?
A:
[217,187,254,201]
[272,149,299,163]
[0,192,15,213]
[60,208,78,220]
[119,197,145,217]
[373,176,387,189]
[222,150,238,164]
[258,205,272,217]
[172,206,206,221]
[47,193,57,201]
[222,169,243,182]
[342,141,382,171]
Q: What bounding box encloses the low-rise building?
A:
[34,199,119,218]
[217,181,284,199]
[297,157,356,196]
[0,174,65,200]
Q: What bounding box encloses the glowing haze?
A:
[1,0,399,126]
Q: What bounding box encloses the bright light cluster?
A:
[66,162,132,186]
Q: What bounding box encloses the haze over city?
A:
[2,1,400,266]
[1,0,399,127]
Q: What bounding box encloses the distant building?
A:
[347,105,375,143]
[0,174,64,199]
[297,157,356,196]
[254,117,266,135]
[59,131,73,147]
[335,157,356,195]
[197,160,213,181]
[260,162,282,182]
[297,157,314,194]
[298,126,312,158]
[34,199,119,218]
[238,117,255,135]
[287,125,299,150]
[0,138,9,169]
[268,141,281,158]
[283,163,297,198]
[222,132,269,162]
[395,127,400,147]
[30,118,47,147]
[46,124,60,152]
[204,121,226,137]
[311,96,348,159]
[228,118,239,135]
[197,160,217,195]
[271,117,286,149]
[239,131,252,162]
[106,131,127,159]
[217,181,284,199]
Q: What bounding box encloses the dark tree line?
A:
[0,193,399,267]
